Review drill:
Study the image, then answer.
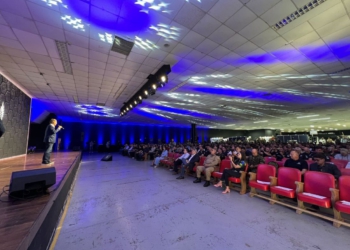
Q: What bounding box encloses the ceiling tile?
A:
[208,0,243,23]
[173,3,205,29]
[225,6,257,32]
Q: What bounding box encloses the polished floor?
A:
[55,154,350,250]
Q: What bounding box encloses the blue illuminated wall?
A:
[59,122,193,150]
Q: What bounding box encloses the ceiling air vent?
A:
[272,0,328,31]
[55,40,72,74]
[111,36,134,56]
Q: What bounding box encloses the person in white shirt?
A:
[172,148,190,174]
[334,148,350,161]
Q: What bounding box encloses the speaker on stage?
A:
[101,154,113,161]
[9,167,56,198]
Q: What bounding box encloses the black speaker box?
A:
[9,167,56,197]
[101,154,113,161]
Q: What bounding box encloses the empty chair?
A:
[212,160,231,181]
[249,164,277,197]
[296,172,335,214]
[330,159,350,176]
[270,167,301,203]
[331,176,350,227]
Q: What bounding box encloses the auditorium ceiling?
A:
[0,0,350,132]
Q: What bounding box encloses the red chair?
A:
[229,163,249,195]
[193,156,206,172]
[331,176,350,227]
[212,160,231,180]
[296,172,335,214]
[330,159,350,176]
[160,152,173,166]
[264,157,276,164]
[270,167,301,203]
[249,164,276,197]
[305,160,314,169]
[276,158,287,168]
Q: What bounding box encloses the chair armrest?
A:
[295,181,304,194]
[239,171,247,179]
[249,172,256,181]
[269,176,277,187]
[330,188,340,206]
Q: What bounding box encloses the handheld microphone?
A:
[59,126,65,130]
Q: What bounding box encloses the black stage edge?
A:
[18,152,82,250]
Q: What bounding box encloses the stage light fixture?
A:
[119,64,171,115]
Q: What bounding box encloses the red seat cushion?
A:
[228,176,241,184]
[334,201,350,214]
[270,186,295,198]
[212,172,222,178]
[297,193,331,208]
[249,180,270,191]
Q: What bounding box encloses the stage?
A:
[0,151,81,250]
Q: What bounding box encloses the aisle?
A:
[54,154,350,250]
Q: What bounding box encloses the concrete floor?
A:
[55,154,350,250]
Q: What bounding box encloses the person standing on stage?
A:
[42,119,63,165]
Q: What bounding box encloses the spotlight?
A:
[126,107,129,111]
[129,104,133,108]
[152,84,157,90]
[138,95,142,100]
[134,100,137,105]
[160,75,167,83]
[144,90,148,95]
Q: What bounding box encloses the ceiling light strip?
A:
[55,40,72,74]
[272,0,327,30]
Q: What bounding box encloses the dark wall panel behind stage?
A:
[0,74,31,159]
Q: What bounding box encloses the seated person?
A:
[214,153,245,194]
[176,148,200,179]
[247,149,265,173]
[193,148,221,187]
[310,153,341,179]
[135,149,144,161]
[300,147,311,160]
[311,147,331,162]
[173,148,190,174]
[334,148,350,161]
[148,145,156,160]
[216,148,226,161]
[152,146,168,168]
[284,150,308,175]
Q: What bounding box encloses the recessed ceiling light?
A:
[310,125,314,127]
[297,114,319,118]
[253,120,268,123]
[309,117,330,121]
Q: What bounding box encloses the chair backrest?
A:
[306,160,314,169]
[256,164,276,182]
[330,159,348,170]
[264,157,276,163]
[304,172,335,198]
[168,152,174,158]
[199,156,206,165]
[174,153,181,159]
[277,167,301,189]
[339,176,350,201]
[219,160,231,173]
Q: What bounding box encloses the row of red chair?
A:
[250,164,350,228]
[264,157,350,176]
[159,152,182,168]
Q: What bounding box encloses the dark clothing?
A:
[0,119,5,138]
[220,159,245,186]
[179,154,200,177]
[43,124,60,143]
[275,152,284,161]
[42,142,54,164]
[247,155,265,172]
[309,163,342,179]
[284,158,308,171]
[311,153,331,162]
[300,152,311,160]
[245,150,252,157]
[173,159,183,173]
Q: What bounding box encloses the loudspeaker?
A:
[9,167,56,198]
[101,154,113,161]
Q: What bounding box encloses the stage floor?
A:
[0,151,81,250]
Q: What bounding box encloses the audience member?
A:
[152,146,168,168]
[214,153,246,194]
[309,153,341,179]
[172,148,190,174]
[176,148,200,179]
[334,148,350,161]
[247,149,265,173]
[193,148,220,187]
[300,147,311,160]
[284,150,308,175]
